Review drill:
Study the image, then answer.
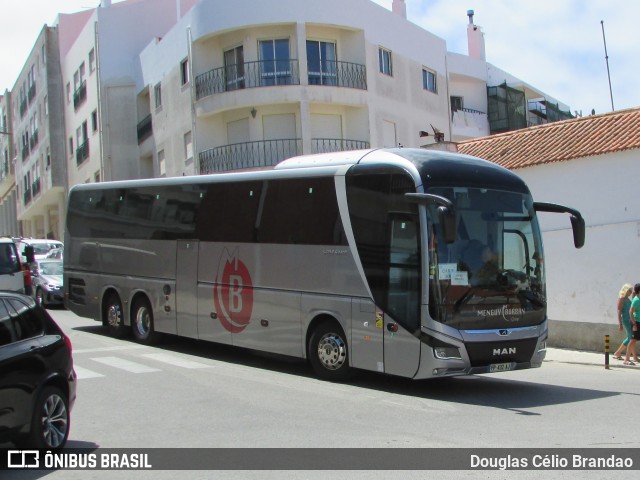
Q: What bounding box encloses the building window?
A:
[450,96,463,112]
[422,68,437,93]
[154,83,162,109]
[224,46,245,91]
[184,131,193,164]
[66,83,71,104]
[91,109,98,132]
[180,58,189,86]
[69,137,73,155]
[378,47,392,76]
[259,39,292,86]
[89,48,95,73]
[307,40,337,86]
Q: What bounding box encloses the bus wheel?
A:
[308,321,352,381]
[104,294,128,338]
[131,297,160,345]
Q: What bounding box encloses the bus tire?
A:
[131,297,161,345]
[308,321,352,381]
[104,294,128,338]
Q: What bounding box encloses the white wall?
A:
[513,149,640,325]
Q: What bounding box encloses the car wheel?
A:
[104,294,128,338]
[131,297,161,345]
[308,321,352,381]
[27,386,70,449]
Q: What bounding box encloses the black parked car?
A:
[0,292,76,448]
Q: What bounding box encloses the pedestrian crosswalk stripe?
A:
[141,353,212,369]
[91,356,161,374]
[73,365,105,379]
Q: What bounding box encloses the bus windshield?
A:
[426,186,546,330]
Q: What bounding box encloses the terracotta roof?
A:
[456,107,640,169]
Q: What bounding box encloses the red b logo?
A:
[213,248,254,333]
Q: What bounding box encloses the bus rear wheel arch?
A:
[307,318,352,381]
[131,295,161,345]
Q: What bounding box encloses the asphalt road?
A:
[4,307,638,479]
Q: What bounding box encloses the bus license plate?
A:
[490,362,515,373]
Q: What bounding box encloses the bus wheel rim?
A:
[135,307,151,337]
[317,333,346,370]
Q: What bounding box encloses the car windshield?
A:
[426,186,546,330]
[39,262,63,276]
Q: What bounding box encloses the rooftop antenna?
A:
[600,20,614,111]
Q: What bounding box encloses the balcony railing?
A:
[76,139,90,165]
[137,114,152,144]
[73,81,87,111]
[308,61,367,90]
[196,60,300,99]
[199,139,301,174]
[311,138,370,154]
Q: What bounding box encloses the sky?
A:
[2,0,638,116]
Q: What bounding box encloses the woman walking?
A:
[624,284,640,365]
[613,284,634,361]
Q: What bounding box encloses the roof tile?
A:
[456,107,640,169]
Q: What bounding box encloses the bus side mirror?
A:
[534,202,585,249]
[570,214,585,249]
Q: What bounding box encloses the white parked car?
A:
[15,238,64,264]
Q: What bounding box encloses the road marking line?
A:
[90,356,160,373]
[141,353,212,369]
[73,366,105,379]
[74,345,147,354]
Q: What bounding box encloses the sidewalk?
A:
[545,347,638,369]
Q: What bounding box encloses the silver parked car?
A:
[31,259,64,308]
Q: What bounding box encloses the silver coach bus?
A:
[63,148,584,380]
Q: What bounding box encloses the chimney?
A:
[100,0,112,7]
[467,10,486,61]
[392,0,407,19]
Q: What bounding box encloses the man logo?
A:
[493,347,516,356]
[213,248,254,333]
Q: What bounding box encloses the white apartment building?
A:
[59,0,199,188]
[135,0,571,177]
[12,26,67,240]
[139,0,452,176]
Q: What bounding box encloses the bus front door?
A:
[383,216,421,378]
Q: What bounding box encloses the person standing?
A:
[624,283,640,365]
[613,284,634,360]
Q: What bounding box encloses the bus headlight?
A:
[433,346,462,360]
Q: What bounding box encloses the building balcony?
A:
[27,83,37,104]
[451,108,489,140]
[137,114,152,144]
[311,138,370,153]
[31,177,41,198]
[29,129,39,150]
[23,187,32,206]
[196,60,301,100]
[199,139,301,174]
[73,81,87,111]
[76,140,90,165]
